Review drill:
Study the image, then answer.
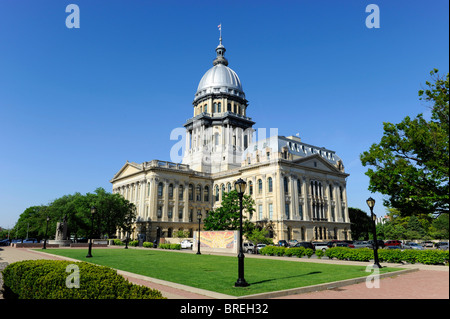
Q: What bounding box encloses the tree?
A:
[348,207,372,240]
[12,188,136,240]
[360,70,449,216]
[203,190,255,231]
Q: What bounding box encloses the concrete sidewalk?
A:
[1,246,448,299]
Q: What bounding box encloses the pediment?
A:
[110,161,143,182]
[292,154,343,174]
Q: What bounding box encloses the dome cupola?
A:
[194,36,245,103]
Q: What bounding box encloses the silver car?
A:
[353,241,372,249]
[403,242,424,250]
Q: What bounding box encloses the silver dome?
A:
[194,64,245,102]
[194,38,246,102]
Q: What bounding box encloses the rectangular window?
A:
[178,209,183,220]
[299,204,303,220]
[268,203,273,220]
[258,204,263,220]
[168,207,173,219]
[285,204,290,219]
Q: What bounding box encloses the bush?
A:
[142,241,153,248]
[159,243,181,250]
[260,246,286,256]
[285,247,304,257]
[128,240,139,247]
[1,260,166,299]
[113,239,124,246]
[315,249,324,259]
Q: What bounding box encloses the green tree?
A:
[348,207,372,240]
[12,188,136,240]
[203,190,255,231]
[360,70,449,216]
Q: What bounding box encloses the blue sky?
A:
[0,0,448,228]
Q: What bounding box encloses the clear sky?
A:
[0,0,448,229]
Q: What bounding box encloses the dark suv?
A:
[293,242,315,251]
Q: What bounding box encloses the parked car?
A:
[353,241,372,249]
[288,240,298,247]
[313,242,330,251]
[256,244,266,253]
[435,242,449,250]
[293,242,315,251]
[403,242,424,250]
[278,240,289,247]
[421,241,434,248]
[180,240,193,249]
[335,242,355,248]
[386,245,402,250]
[384,240,402,248]
[0,239,11,246]
[22,238,38,243]
[367,240,385,249]
[243,242,255,253]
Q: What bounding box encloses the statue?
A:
[55,215,68,240]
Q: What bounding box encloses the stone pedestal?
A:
[48,239,72,247]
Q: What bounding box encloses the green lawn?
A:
[39,248,400,297]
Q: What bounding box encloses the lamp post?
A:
[197,211,202,255]
[234,178,249,287]
[366,197,382,268]
[43,216,50,249]
[86,206,96,258]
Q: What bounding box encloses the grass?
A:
[38,248,401,297]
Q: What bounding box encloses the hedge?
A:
[158,243,181,250]
[259,246,314,258]
[325,247,449,265]
[1,260,166,299]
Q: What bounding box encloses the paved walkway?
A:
[0,246,448,299]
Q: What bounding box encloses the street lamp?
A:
[43,216,50,249]
[234,178,249,287]
[86,206,96,258]
[197,211,202,255]
[366,197,382,268]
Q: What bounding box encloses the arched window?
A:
[248,181,253,195]
[179,185,184,200]
[204,186,209,202]
[221,184,225,197]
[258,179,263,194]
[158,182,164,198]
[215,185,219,201]
[188,184,194,201]
[213,102,217,113]
[227,182,231,193]
[168,183,173,199]
[196,184,202,201]
[218,102,221,113]
[268,177,273,192]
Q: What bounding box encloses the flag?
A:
[218,24,221,30]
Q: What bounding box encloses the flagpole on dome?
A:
[218,23,222,44]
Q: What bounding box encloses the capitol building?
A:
[110,35,351,243]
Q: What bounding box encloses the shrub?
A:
[158,243,181,250]
[1,260,165,299]
[285,247,304,257]
[304,248,314,258]
[260,246,286,256]
[113,239,124,246]
[142,241,153,248]
[315,249,324,259]
[128,240,139,247]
